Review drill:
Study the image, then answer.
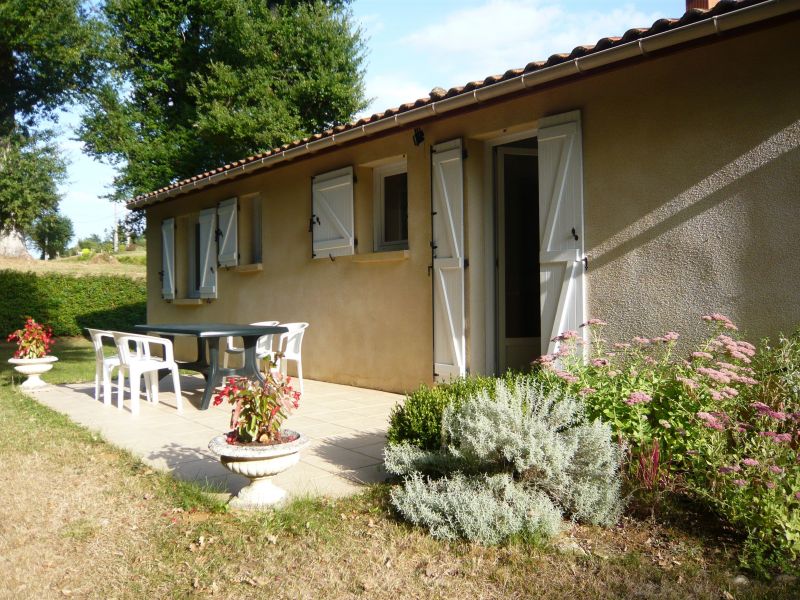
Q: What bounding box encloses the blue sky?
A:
[56,1,681,243]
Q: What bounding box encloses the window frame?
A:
[372,159,409,252]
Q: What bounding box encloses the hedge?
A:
[0,270,146,337]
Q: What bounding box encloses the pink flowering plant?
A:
[7,317,54,359]
[212,361,300,444]
[534,315,757,471]
[535,316,800,574]
[681,331,800,575]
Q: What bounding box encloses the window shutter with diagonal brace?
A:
[311,167,354,259]
[160,218,175,300]
[217,197,238,268]
[198,208,217,298]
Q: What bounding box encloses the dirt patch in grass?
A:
[0,388,798,599]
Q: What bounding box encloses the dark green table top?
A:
[134,323,287,337]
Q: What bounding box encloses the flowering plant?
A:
[681,331,800,575]
[212,362,300,444]
[7,317,54,359]
[533,315,758,471]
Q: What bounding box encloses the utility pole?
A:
[113,204,119,253]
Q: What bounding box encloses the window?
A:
[239,193,262,264]
[373,160,408,251]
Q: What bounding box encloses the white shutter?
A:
[538,111,586,355]
[217,197,238,267]
[432,139,466,382]
[160,218,175,300]
[312,167,354,258]
[198,208,217,298]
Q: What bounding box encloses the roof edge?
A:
[128,0,798,210]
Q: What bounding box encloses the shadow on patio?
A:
[28,375,399,500]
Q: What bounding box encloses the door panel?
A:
[538,113,585,355]
[432,139,466,382]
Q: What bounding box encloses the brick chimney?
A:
[686,0,719,9]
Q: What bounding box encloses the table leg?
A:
[200,342,222,410]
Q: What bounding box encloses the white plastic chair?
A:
[269,322,308,396]
[223,320,279,368]
[113,332,183,415]
[86,328,121,406]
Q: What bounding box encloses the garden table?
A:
[133,323,288,410]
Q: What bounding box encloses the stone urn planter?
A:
[8,356,58,388]
[209,429,309,509]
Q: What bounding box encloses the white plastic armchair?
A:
[223,320,279,368]
[86,328,121,406]
[113,332,183,415]
[271,322,308,396]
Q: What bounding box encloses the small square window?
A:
[374,160,408,251]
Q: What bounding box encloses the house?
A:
[128,0,800,393]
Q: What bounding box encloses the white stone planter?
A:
[208,429,309,509]
[8,356,58,388]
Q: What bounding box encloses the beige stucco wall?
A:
[146,17,800,392]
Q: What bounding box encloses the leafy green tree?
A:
[0,0,98,234]
[0,132,66,233]
[30,210,74,259]
[0,0,99,135]
[79,0,366,203]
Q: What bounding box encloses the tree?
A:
[30,210,73,259]
[0,0,99,136]
[0,131,66,233]
[79,0,366,204]
[0,0,99,234]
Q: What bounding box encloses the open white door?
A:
[432,139,466,382]
[538,111,586,355]
[160,218,175,300]
[198,208,217,299]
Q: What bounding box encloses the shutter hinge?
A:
[464,258,469,268]
[308,215,320,232]
[354,237,358,247]
[583,256,589,271]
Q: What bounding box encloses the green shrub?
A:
[116,254,147,266]
[387,372,530,450]
[386,380,623,544]
[0,270,146,336]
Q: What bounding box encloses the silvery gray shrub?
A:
[386,380,623,543]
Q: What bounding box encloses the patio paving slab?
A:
[27,374,402,502]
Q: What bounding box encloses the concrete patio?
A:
[29,375,400,500]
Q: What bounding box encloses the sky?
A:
[55,0,682,244]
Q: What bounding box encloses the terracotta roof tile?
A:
[130,0,780,207]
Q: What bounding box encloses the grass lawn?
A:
[0,255,146,279]
[0,340,798,598]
